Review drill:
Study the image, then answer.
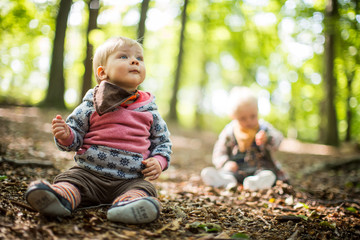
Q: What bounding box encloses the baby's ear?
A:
[97,66,107,81]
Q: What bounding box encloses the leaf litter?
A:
[0,107,360,239]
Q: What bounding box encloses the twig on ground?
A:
[275,215,303,222]
[258,215,271,227]
[0,156,54,168]
[287,229,300,240]
[10,200,35,212]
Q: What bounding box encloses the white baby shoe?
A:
[201,167,237,189]
[243,170,276,191]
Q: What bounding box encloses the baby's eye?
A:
[136,56,143,61]
[120,55,127,59]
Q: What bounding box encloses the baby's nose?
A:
[131,58,139,65]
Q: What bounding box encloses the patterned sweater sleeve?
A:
[261,120,283,151]
[148,109,172,171]
[212,123,233,169]
[55,90,94,152]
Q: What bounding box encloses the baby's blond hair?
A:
[228,87,258,117]
[92,36,143,83]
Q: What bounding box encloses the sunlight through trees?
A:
[0,0,359,145]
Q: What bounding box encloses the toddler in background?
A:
[201,87,287,190]
[25,36,172,224]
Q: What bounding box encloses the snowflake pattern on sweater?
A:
[55,89,172,179]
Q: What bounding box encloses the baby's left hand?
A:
[141,157,162,181]
[255,130,268,146]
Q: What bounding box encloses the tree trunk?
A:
[195,13,209,129]
[169,0,189,121]
[345,0,360,141]
[321,0,339,146]
[138,0,150,45]
[195,59,208,130]
[80,0,99,101]
[42,0,72,109]
[345,73,353,142]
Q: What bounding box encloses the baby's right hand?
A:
[52,115,70,141]
[255,130,267,146]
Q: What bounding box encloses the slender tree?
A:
[344,0,360,141]
[80,0,99,101]
[169,0,189,121]
[345,71,354,142]
[195,9,210,129]
[321,0,339,146]
[41,0,72,109]
[138,0,150,44]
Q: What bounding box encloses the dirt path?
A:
[1,107,359,239]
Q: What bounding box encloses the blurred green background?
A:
[0,0,359,145]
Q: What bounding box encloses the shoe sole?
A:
[26,188,71,217]
[107,197,160,224]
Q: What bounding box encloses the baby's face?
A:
[233,103,259,129]
[102,43,146,91]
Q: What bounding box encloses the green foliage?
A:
[188,222,222,233]
[0,0,359,144]
[0,0,56,105]
[345,207,358,213]
[294,202,310,209]
[296,214,309,221]
[319,220,336,229]
[0,175,7,181]
[231,232,250,239]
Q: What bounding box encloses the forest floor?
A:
[0,106,360,240]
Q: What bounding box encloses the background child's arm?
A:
[212,123,233,169]
[255,130,267,146]
[260,120,283,151]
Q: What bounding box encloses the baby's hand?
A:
[223,161,238,172]
[141,157,162,181]
[255,130,267,146]
[52,115,71,141]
